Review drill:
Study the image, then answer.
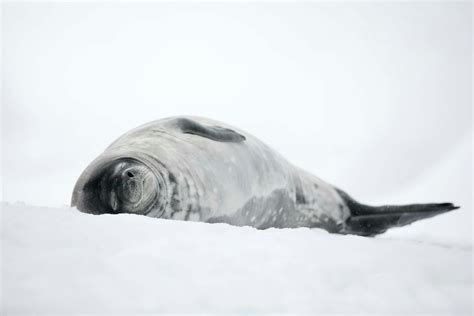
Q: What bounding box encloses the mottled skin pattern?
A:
[72,116,350,232]
[72,116,457,236]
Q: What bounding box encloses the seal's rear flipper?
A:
[336,189,459,237]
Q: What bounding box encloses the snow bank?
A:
[1,202,472,314]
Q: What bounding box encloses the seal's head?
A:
[72,156,165,216]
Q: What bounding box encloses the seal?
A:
[71,116,458,236]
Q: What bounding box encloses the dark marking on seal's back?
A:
[206,188,347,232]
[296,191,306,204]
[295,183,307,205]
[207,189,301,229]
[176,118,246,143]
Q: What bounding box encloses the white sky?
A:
[1,2,472,208]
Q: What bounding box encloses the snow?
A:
[1,202,472,314]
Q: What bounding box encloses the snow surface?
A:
[1,202,472,314]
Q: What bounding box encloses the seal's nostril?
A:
[126,171,134,178]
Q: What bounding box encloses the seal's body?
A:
[72,116,457,236]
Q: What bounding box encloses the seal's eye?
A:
[126,171,134,178]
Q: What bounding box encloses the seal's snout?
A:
[72,157,160,216]
[119,166,146,204]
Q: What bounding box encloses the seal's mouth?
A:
[72,155,166,216]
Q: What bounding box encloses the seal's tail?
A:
[336,189,459,237]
